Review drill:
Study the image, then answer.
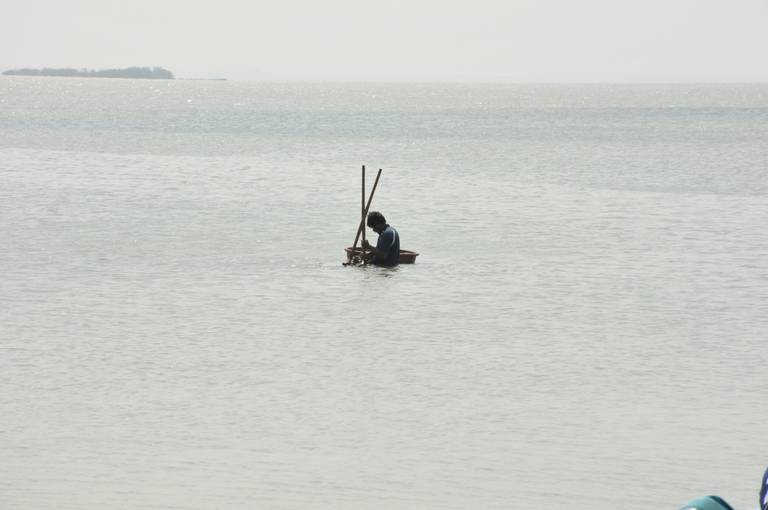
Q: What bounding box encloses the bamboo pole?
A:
[347,168,382,264]
[361,165,367,264]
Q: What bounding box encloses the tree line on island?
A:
[2,66,174,79]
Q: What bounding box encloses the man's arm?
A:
[365,230,395,262]
[361,239,383,258]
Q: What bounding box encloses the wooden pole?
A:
[348,168,382,264]
[361,165,366,264]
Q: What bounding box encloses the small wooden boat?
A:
[345,247,419,264]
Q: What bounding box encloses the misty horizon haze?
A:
[2,0,768,82]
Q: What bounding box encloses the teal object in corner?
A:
[679,496,735,510]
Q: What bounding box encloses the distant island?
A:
[2,66,175,79]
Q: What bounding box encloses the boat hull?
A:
[344,247,419,264]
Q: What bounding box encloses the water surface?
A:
[1,77,767,509]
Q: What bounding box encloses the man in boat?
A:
[362,211,400,266]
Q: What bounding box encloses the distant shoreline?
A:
[2,66,175,79]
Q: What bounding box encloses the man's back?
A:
[372,224,400,266]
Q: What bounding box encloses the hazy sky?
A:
[3,0,768,81]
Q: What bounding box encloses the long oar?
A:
[346,168,382,264]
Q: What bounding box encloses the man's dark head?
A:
[367,211,387,232]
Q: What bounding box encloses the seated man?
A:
[362,211,400,266]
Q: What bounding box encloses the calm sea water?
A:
[1,77,767,510]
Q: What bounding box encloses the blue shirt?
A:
[761,465,768,510]
[372,225,399,266]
